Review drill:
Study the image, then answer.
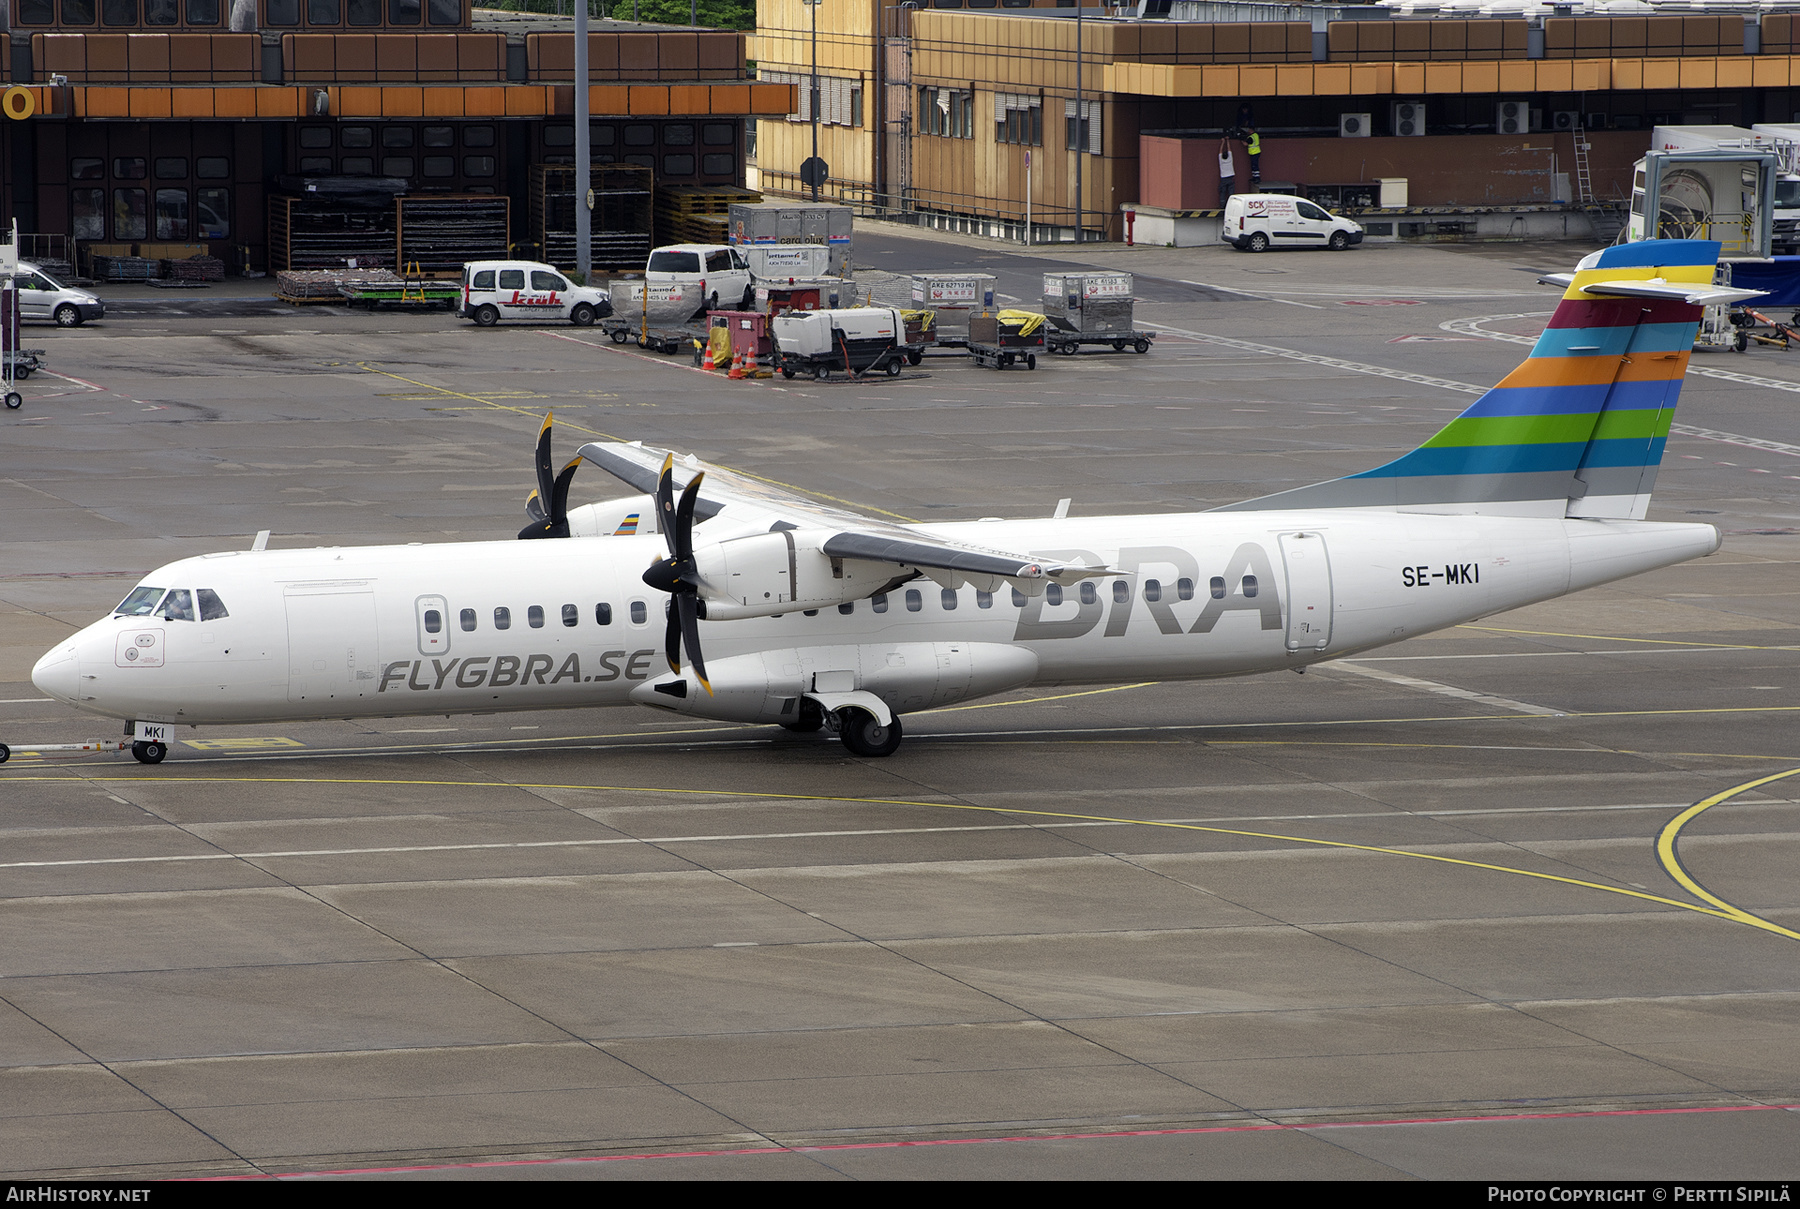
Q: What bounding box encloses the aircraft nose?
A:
[32,645,79,704]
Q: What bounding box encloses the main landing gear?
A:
[783,700,906,756]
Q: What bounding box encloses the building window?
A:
[72,190,105,241]
[1065,98,1100,155]
[920,88,974,138]
[347,0,378,23]
[196,156,230,179]
[664,124,695,146]
[17,0,55,22]
[144,0,177,22]
[187,0,220,20]
[154,190,189,239]
[422,126,455,148]
[703,122,735,146]
[464,125,496,148]
[62,0,96,21]
[382,126,415,148]
[197,188,230,238]
[263,0,298,23]
[102,0,137,22]
[340,126,373,148]
[154,157,187,180]
[996,93,1042,147]
[544,125,575,148]
[71,158,105,181]
[663,154,694,176]
[113,157,147,180]
[389,0,419,22]
[308,0,339,21]
[340,157,373,175]
[381,157,414,177]
[623,124,655,146]
[113,189,147,240]
[299,126,332,149]
[428,0,457,22]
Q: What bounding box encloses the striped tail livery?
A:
[1222,239,1760,518]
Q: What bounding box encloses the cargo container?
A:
[1043,271,1136,334]
[727,202,855,278]
[910,272,996,348]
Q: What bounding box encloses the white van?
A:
[645,244,753,313]
[13,261,104,326]
[460,261,612,327]
[1222,194,1364,253]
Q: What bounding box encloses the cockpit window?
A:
[197,588,230,621]
[155,588,195,621]
[116,586,166,616]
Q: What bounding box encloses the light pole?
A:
[575,0,590,280]
[1073,0,1082,242]
[810,0,821,201]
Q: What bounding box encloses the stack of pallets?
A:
[529,164,654,273]
[396,195,510,277]
[274,268,403,304]
[654,185,760,247]
[91,255,159,282]
[268,195,397,272]
[164,256,226,283]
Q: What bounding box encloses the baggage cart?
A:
[1042,270,1153,354]
[966,311,1044,371]
[1045,328,1155,356]
[604,279,707,353]
[772,306,913,380]
[911,272,995,348]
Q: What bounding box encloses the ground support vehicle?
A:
[1045,328,1155,356]
[966,311,1044,371]
[1728,305,1800,351]
[600,314,706,355]
[5,347,44,380]
[1222,194,1364,252]
[772,306,912,380]
[645,245,754,315]
[461,261,612,327]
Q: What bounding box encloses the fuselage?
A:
[31,510,1721,730]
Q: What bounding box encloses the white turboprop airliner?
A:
[22,240,1752,764]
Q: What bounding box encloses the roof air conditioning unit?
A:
[1553,110,1581,132]
[1495,99,1529,135]
[1339,112,1372,138]
[1391,101,1426,137]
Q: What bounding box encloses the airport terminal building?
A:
[0,1,794,272]
[750,0,1800,242]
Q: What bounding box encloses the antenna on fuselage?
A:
[251,530,270,552]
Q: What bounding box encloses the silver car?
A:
[14,261,104,327]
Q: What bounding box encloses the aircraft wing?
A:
[1536,272,1765,307]
[576,440,1109,585]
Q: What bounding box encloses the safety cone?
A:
[745,345,759,376]
[727,347,745,380]
[702,342,716,372]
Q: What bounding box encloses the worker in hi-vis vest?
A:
[1244,128,1262,185]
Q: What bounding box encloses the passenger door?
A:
[495,266,529,319]
[1279,532,1332,652]
[1293,201,1334,246]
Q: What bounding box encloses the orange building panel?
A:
[381,86,424,116]
[590,84,629,114]
[128,87,173,118]
[628,84,670,114]
[422,86,465,116]
[212,87,258,118]
[709,83,750,114]
[462,86,506,116]
[171,87,214,117]
[336,85,383,114]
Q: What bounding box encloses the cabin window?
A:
[941,588,957,610]
[562,604,579,627]
[1045,584,1062,606]
[528,605,545,628]
[1209,576,1226,600]
[976,590,993,609]
[116,587,166,617]
[1112,580,1128,603]
[494,606,511,629]
[1079,582,1097,605]
[838,602,854,614]
[596,603,612,625]
[872,593,888,613]
[1242,575,1259,598]
[197,590,229,621]
[460,608,476,632]
[1012,588,1026,607]
[905,589,922,612]
[422,607,442,633]
[629,600,647,624]
[154,590,195,621]
[1178,577,1194,601]
[1144,579,1162,603]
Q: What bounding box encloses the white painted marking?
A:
[1323,661,1566,716]
[1145,322,1487,395]
[0,698,53,704]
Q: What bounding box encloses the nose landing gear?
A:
[131,740,168,764]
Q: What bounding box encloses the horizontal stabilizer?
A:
[1536,272,1764,307]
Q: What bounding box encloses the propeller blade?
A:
[549,456,581,526]
[664,597,683,674]
[532,413,556,504]
[655,454,677,558]
[677,592,710,694]
[524,489,545,523]
[674,471,705,566]
[519,414,573,539]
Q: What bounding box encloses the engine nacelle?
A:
[629,640,1040,723]
[566,495,656,538]
[695,531,898,620]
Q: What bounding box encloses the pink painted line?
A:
[195,1101,1800,1181]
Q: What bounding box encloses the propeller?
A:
[517,413,581,540]
[641,454,712,694]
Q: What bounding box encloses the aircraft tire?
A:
[839,709,902,757]
[131,740,167,765]
[0,742,9,763]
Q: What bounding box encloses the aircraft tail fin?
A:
[1216,238,1726,519]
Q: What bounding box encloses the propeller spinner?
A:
[641,455,712,694]
[518,413,581,540]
